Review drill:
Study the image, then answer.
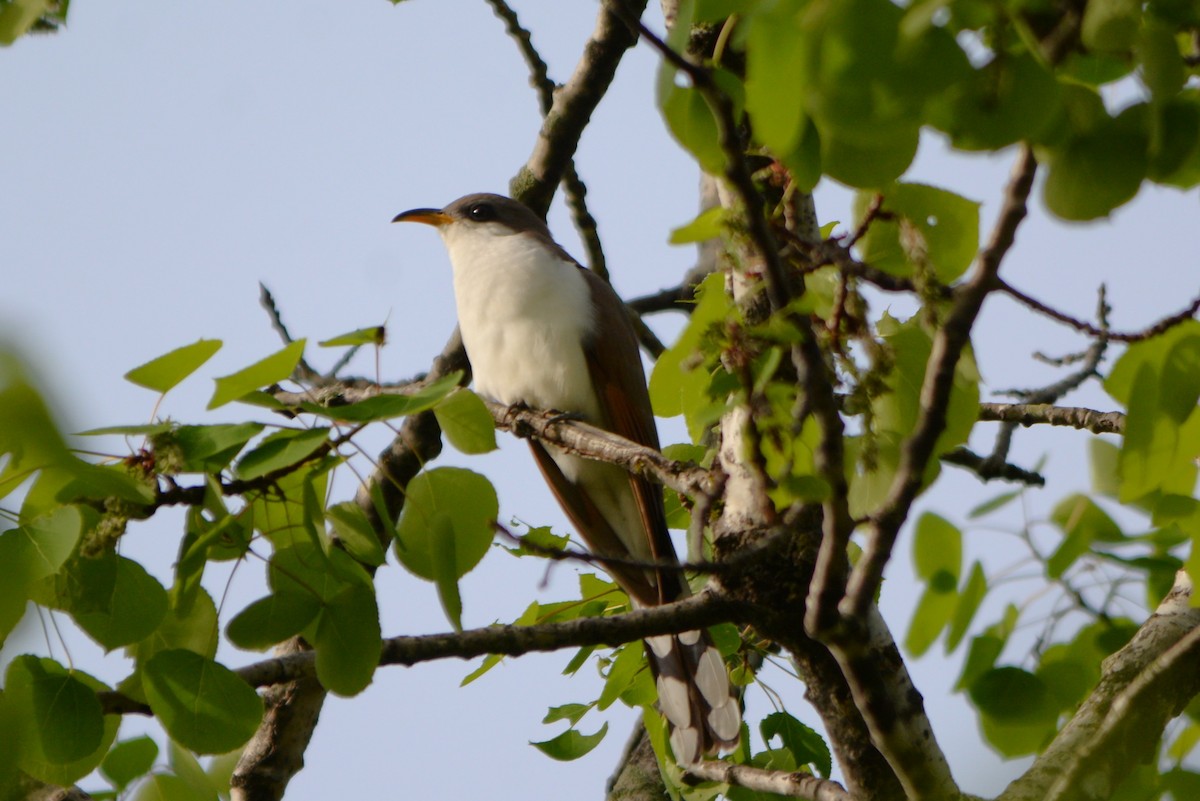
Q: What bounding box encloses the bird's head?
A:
[392,193,554,250]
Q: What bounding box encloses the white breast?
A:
[442,224,600,420]
[440,223,650,561]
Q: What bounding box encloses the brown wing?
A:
[526,439,659,605]
[577,268,686,606]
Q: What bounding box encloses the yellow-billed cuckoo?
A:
[393,193,740,763]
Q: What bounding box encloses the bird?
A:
[393,193,740,763]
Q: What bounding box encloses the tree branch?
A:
[940,446,1045,486]
[486,398,719,499]
[99,593,751,717]
[483,0,609,279]
[510,0,649,218]
[845,145,1038,621]
[998,279,1200,343]
[1002,571,1200,801]
[683,761,852,801]
[607,720,670,801]
[978,402,1125,436]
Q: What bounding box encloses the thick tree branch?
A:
[1002,572,1200,801]
[99,593,750,716]
[607,720,670,801]
[683,761,852,801]
[823,608,956,801]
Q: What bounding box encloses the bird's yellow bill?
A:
[392,208,452,226]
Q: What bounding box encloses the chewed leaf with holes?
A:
[854,183,980,283]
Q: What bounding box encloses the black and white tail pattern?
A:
[645,629,741,763]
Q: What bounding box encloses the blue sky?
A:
[3,1,1198,798]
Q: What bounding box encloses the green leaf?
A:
[760,711,832,777]
[971,665,1061,758]
[5,656,104,764]
[125,340,222,394]
[57,460,157,505]
[167,739,221,801]
[598,644,645,710]
[854,183,981,282]
[313,582,381,696]
[461,653,504,686]
[821,124,919,189]
[0,0,54,45]
[61,553,169,650]
[143,650,263,754]
[659,83,725,174]
[130,587,220,668]
[101,736,159,791]
[208,340,305,409]
[1082,0,1142,52]
[530,722,609,761]
[1036,646,1095,712]
[906,585,957,657]
[1089,438,1122,498]
[8,657,117,786]
[327,501,386,567]
[16,505,82,581]
[430,512,464,630]
[1048,494,1124,577]
[543,703,594,726]
[912,512,961,585]
[1138,16,1185,102]
[166,423,265,473]
[226,592,321,651]
[434,389,497,455]
[946,561,987,652]
[929,52,1061,151]
[668,207,728,246]
[969,667,1057,724]
[1149,96,1200,183]
[1043,105,1150,221]
[394,467,498,580]
[956,605,1018,691]
[649,272,731,419]
[306,371,464,422]
[78,423,173,437]
[968,491,1019,519]
[504,524,570,557]
[318,325,386,347]
[1105,322,1200,500]
[234,427,330,480]
[250,461,334,548]
[131,772,199,801]
[745,4,807,156]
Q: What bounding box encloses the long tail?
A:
[644,628,741,763]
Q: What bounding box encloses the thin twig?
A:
[941,447,1045,486]
[484,0,609,278]
[998,280,1200,343]
[258,282,320,382]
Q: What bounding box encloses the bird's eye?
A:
[468,203,496,222]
